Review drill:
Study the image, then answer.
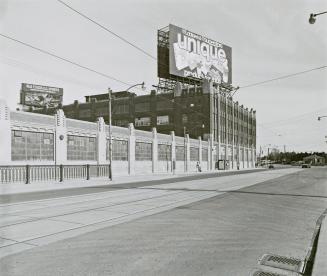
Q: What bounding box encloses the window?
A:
[182,114,188,124]
[135,142,152,160]
[157,100,173,110]
[114,119,129,127]
[67,135,97,160]
[190,147,199,161]
[106,139,128,161]
[157,115,169,125]
[135,102,150,112]
[175,146,185,161]
[158,144,171,161]
[79,109,91,118]
[11,130,54,161]
[95,107,108,117]
[135,117,151,127]
[115,104,129,114]
[202,148,208,161]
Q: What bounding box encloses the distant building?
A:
[303,154,325,165]
[32,81,256,167]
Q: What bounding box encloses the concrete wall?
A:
[112,161,129,176]
[157,161,172,173]
[0,103,256,175]
[134,161,152,175]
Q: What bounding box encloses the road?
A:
[1,167,326,275]
[0,168,266,204]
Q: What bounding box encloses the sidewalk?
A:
[0,167,263,196]
[312,211,327,275]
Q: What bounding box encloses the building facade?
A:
[29,80,256,170]
[33,81,256,167]
[0,101,255,176]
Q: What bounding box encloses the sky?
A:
[0,0,326,153]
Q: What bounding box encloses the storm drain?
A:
[252,270,287,276]
[259,253,303,273]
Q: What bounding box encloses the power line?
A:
[0,33,132,87]
[0,33,209,125]
[56,0,156,60]
[4,10,324,138]
[259,107,327,126]
[239,65,327,89]
[0,32,204,121]
[56,0,327,92]
[0,55,106,92]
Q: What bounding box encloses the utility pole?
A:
[184,126,186,172]
[108,88,113,180]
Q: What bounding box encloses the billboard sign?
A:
[21,83,63,108]
[169,24,232,84]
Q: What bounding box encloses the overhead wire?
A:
[239,66,327,89]
[1,31,321,135]
[0,33,132,87]
[0,32,209,125]
[55,0,326,102]
[56,0,157,61]
[260,107,327,126]
[0,55,106,92]
[2,2,326,138]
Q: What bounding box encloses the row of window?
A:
[11,131,209,162]
[11,130,54,161]
[135,142,152,160]
[135,115,169,126]
[158,144,171,161]
[106,140,128,161]
[67,135,97,160]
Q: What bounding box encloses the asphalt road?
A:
[1,167,326,276]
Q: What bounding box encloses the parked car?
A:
[302,164,311,168]
[268,164,274,169]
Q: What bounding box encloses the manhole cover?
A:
[252,270,287,276]
[259,253,303,273]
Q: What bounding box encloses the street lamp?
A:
[108,82,145,180]
[318,115,327,121]
[309,11,327,24]
[126,82,145,92]
[108,88,113,180]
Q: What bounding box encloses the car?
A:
[302,164,311,168]
[268,164,274,169]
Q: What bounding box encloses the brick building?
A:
[32,80,256,169]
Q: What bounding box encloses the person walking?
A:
[196,162,202,172]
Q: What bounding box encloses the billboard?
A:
[20,83,63,108]
[168,24,232,85]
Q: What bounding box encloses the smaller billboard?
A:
[21,83,63,108]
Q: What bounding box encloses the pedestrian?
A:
[196,162,202,172]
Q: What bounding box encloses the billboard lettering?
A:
[169,24,232,84]
[21,83,63,108]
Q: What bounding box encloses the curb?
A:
[310,209,327,275]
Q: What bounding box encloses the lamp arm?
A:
[314,11,327,16]
[126,82,145,92]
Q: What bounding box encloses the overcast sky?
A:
[0,0,326,153]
